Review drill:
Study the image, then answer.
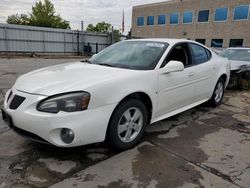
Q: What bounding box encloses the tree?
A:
[30,0,70,29]
[86,22,111,33]
[113,29,121,42]
[86,22,121,42]
[85,24,96,32]
[7,14,30,25]
[6,0,70,29]
[95,22,111,33]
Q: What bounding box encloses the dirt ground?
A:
[0,58,250,188]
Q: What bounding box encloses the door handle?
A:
[188,72,195,77]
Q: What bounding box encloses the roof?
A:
[126,38,209,48]
[127,38,192,44]
[227,47,250,50]
[133,0,190,9]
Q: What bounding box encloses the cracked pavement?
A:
[0,58,250,188]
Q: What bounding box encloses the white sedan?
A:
[219,47,250,88]
[219,47,250,71]
[2,39,230,150]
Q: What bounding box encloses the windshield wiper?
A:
[80,59,92,64]
[96,63,115,67]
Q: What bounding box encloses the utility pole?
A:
[111,26,114,44]
[81,21,84,56]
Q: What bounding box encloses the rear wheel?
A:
[209,78,225,107]
[107,99,148,150]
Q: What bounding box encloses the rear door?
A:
[189,43,215,101]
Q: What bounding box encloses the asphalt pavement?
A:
[0,58,249,188]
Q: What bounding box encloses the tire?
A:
[107,99,148,150]
[208,78,225,107]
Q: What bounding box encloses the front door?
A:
[156,43,196,117]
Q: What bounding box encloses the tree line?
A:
[7,0,121,41]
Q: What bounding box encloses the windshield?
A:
[219,49,250,62]
[89,41,169,70]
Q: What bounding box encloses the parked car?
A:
[211,48,225,55]
[219,47,250,89]
[2,39,230,150]
[219,47,250,71]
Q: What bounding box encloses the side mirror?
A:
[160,60,184,74]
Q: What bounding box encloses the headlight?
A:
[37,92,90,113]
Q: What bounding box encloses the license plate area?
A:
[1,109,13,128]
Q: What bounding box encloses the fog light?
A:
[61,128,74,144]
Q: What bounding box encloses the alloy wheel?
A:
[215,82,224,103]
[117,107,143,143]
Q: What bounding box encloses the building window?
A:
[158,15,166,25]
[147,16,154,25]
[229,39,244,47]
[198,10,210,22]
[170,13,179,24]
[195,39,206,45]
[183,11,193,24]
[234,5,249,20]
[211,39,223,47]
[214,7,228,21]
[137,17,144,26]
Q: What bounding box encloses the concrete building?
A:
[132,0,250,48]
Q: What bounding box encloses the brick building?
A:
[132,0,250,48]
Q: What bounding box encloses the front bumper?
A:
[2,109,49,144]
[2,89,117,147]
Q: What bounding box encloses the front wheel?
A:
[107,99,148,150]
[209,78,225,107]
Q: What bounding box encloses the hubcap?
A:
[117,107,143,143]
[215,82,224,103]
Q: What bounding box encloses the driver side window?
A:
[161,43,192,68]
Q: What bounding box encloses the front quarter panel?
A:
[86,70,158,122]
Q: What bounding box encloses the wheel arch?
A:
[113,92,153,124]
[105,91,153,140]
[219,74,228,88]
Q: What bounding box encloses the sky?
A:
[0,0,166,34]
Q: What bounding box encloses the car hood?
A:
[13,62,136,96]
[230,60,250,71]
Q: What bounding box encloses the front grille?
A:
[9,95,25,110]
[7,90,13,103]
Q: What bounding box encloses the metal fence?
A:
[0,23,111,55]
